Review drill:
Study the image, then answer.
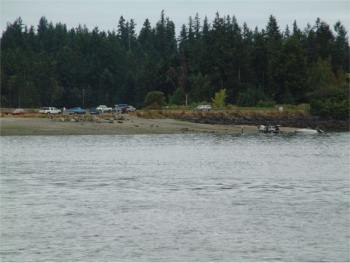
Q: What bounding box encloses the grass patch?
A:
[135,104,310,120]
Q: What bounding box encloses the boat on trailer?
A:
[258,125,281,134]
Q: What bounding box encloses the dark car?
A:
[115,104,129,113]
[66,107,86,115]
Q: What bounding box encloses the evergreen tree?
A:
[265,15,283,101]
[332,21,349,72]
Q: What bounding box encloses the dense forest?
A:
[1,11,349,117]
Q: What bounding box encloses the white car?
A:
[96,105,113,113]
[39,107,61,114]
[126,105,136,112]
[196,104,212,112]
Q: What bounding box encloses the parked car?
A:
[114,104,136,113]
[66,107,86,115]
[89,108,100,115]
[96,105,113,113]
[39,107,61,114]
[126,105,136,112]
[114,104,129,113]
[196,104,212,112]
[12,108,25,115]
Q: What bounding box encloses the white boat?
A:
[295,128,323,134]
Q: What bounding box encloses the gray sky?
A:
[1,0,349,35]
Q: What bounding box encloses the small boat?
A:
[295,128,324,134]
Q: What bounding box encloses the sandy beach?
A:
[0,115,297,136]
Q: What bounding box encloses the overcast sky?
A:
[1,0,349,35]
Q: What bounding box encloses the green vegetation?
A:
[236,86,267,107]
[144,91,166,109]
[307,59,349,119]
[169,88,186,105]
[212,89,227,109]
[1,13,349,119]
[311,95,349,119]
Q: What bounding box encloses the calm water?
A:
[1,133,349,261]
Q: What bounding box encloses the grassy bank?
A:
[134,105,310,119]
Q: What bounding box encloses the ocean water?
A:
[1,133,349,261]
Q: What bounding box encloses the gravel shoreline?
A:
[2,113,346,136]
[0,116,265,136]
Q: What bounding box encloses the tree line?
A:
[1,11,349,116]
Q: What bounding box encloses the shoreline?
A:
[179,115,350,132]
[0,116,300,136]
[135,110,350,132]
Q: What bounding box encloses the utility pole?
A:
[82,88,85,107]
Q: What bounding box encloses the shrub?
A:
[311,98,349,119]
[310,89,349,119]
[212,89,227,109]
[144,91,166,109]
